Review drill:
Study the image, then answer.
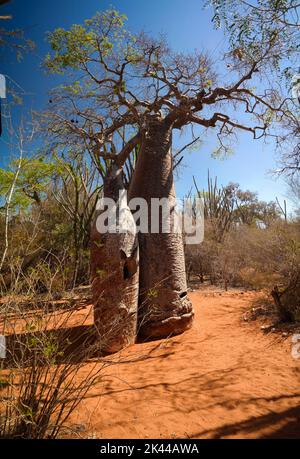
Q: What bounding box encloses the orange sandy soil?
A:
[65,289,300,439]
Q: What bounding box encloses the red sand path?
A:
[69,289,300,438]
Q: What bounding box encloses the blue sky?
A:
[0,0,292,211]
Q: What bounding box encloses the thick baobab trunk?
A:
[129,116,194,339]
[90,164,139,353]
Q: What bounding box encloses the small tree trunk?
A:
[271,285,292,323]
[90,164,139,353]
[129,116,194,339]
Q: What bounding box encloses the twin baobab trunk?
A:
[90,164,139,353]
[91,117,194,350]
[129,116,194,339]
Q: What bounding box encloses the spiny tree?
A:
[42,9,294,341]
[193,172,281,244]
[193,173,236,243]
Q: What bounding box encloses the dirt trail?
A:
[72,289,300,439]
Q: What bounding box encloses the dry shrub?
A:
[0,195,91,297]
[0,276,158,438]
[186,219,300,321]
[0,292,107,439]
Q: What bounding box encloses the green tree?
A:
[0,157,57,211]
[205,0,300,174]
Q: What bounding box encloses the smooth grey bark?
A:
[129,115,194,339]
[90,164,139,353]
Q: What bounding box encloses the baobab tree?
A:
[43,9,291,343]
[90,161,139,352]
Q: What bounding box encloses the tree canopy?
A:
[41,8,295,173]
[206,0,300,173]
